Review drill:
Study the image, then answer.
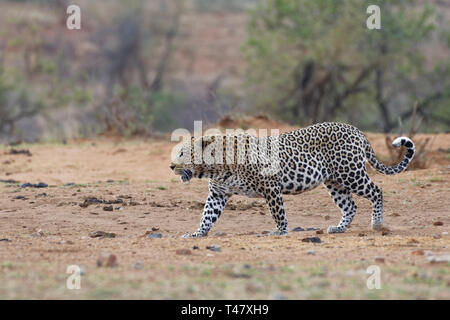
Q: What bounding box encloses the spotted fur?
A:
[170,122,415,237]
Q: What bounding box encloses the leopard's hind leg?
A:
[356,180,383,230]
[263,184,288,236]
[340,170,384,231]
[325,180,357,233]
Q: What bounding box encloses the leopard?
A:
[170,122,415,238]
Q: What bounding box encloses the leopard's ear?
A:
[201,135,215,150]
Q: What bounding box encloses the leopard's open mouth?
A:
[180,169,193,184]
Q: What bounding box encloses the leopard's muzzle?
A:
[170,164,193,184]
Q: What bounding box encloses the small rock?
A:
[433,234,442,239]
[316,229,324,235]
[424,250,434,257]
[433,221,444,226]
[0,179,19,184]
[374,256,385,263]
[21,182,48,188]
[427,255,450,264]
[9,149,32,156]
[80,197,103,208]
[147,233,162,239]
[292,227,305,232]
[97,253,118,267]
[411,250,424,255]
[407,238,419,244]
[14,196,27,200]
[261,231,270,235]
[307,249,315,255]
[206,244,221,252]
[229,272,252,279]
[133,262,143,270]
[151,227,160,231]
[30,229,45,237]
[89,231,116,238]
[358,233,366,237]
[301,237,321,243]
[192,245,199,250]
[442,232,448,235]
[176,249,192,255]
[273,293,287,300]
[0,238,12,242]
[59,240,74,245]
[103,205,113,212]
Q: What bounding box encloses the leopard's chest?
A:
[212,174,262,198]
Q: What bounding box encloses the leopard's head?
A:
[170,135,224,184]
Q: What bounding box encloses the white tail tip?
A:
[392,136,410,148]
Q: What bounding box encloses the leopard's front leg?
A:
[263,185,288,236]
[182,182,230,238]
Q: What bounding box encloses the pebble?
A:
[21,182,48,188]
[133,263,144,270]
[301,237,321,243]
[273,293,288,300]
[433,221,444,226]
[427,255,450,264]
[206,245,221,252]
[89,231,116,238]
[292,227,319,232]
[374,256,385,263]
[147,233,162,239]
[103,205,113,211]
[97,253,118,267]
[30,229,45,237]
[307,249,316,255]
[407,238,419,244]
[176,249,192,255]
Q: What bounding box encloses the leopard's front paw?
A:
[268,229,288,236]
[327,225,346,234]
[181,231,207,238]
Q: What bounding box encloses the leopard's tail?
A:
[365,136,415,175]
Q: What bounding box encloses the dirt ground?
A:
[0,125,449,299]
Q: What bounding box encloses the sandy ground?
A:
[0,128,449,299]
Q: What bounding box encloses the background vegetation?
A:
[0,0,448,143]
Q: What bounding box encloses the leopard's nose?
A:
[170,164,176,170]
